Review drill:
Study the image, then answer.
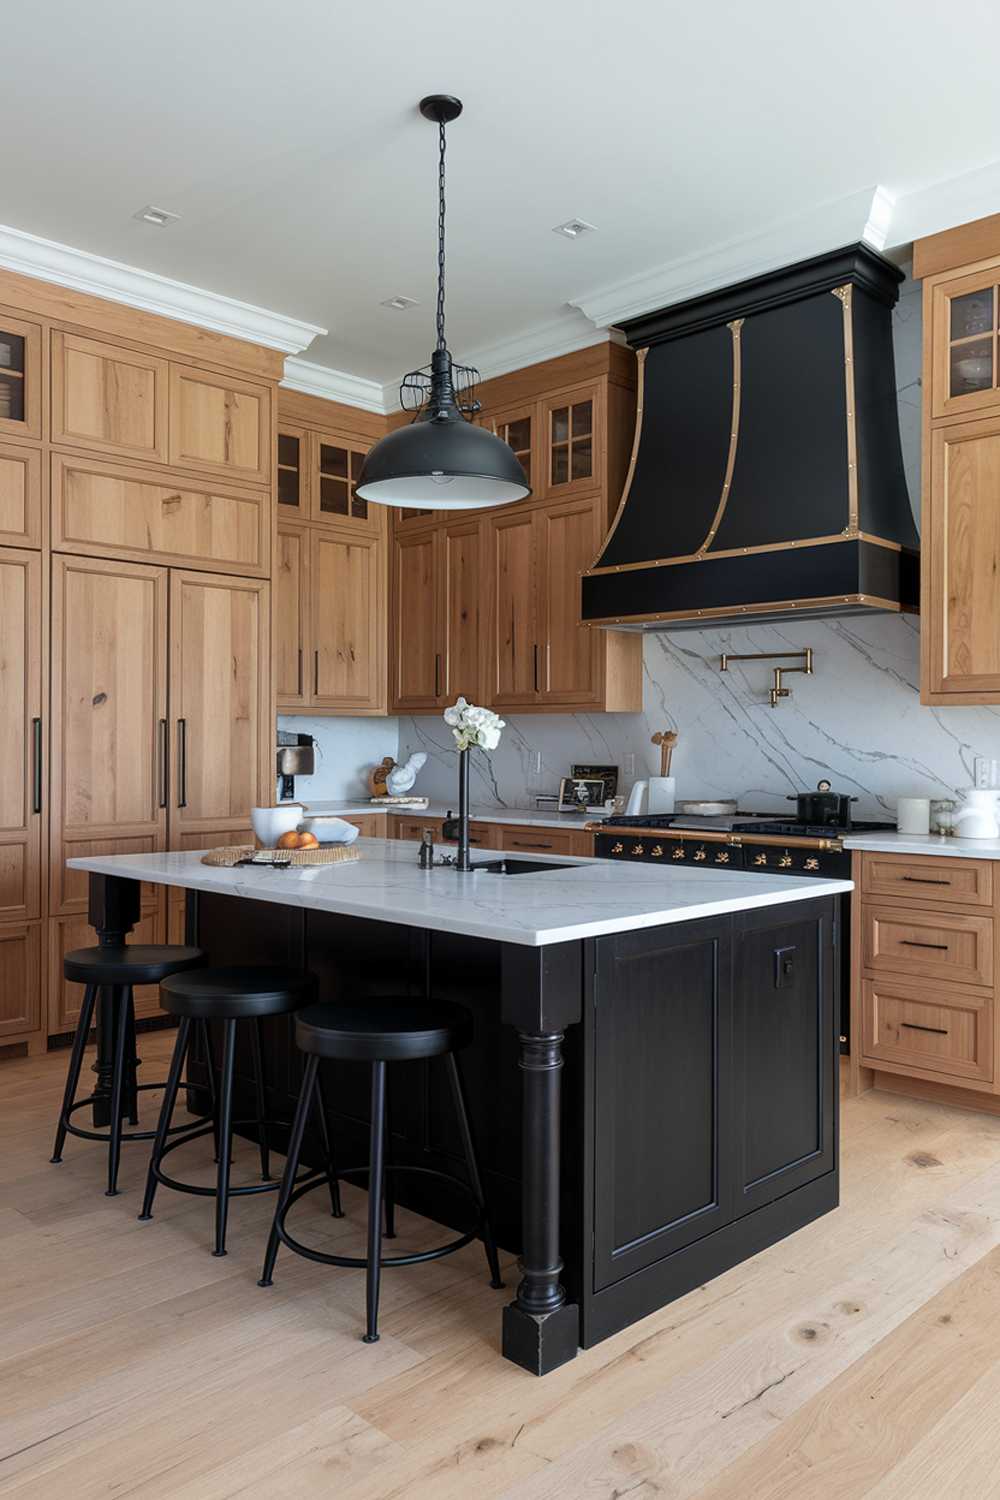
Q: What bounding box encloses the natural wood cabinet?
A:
[51,452,269,576]
[389,519,485,712]
[537,496,604,705]
[275,521,308,707]
[861,973,993,1085]
[489,507,537,708]
[0,312,41,440]
[169,571,270,839]
[391,529,439,710]
[0,549,43,925]
[169,365,271,485]
[276,426,306,514]
[311,529,385,711]
[0,442,42,548]
[0,921,42,1044]
[540,381,602,498]
[309,430,377,531]
[51,331,169,462]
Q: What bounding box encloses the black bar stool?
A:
[258,998,504,1345]
[139,966,342,1257]
[51,943,208,1197]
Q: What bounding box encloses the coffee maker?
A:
[276,731,315,801]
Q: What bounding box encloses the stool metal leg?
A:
[364,1060,388,1344]
[313,1070,344,1218]
[213,1019,238,1256]
[258,1054,319,1287]
[382,1077,396,1240]
[198,1019,219,1162]
[50,982,98,1163]
[139,1018,192,1221]
[105,987,132,1196]
[249,1018,272,1182]
[446,1053,505,1289]
[124,992,140,1126]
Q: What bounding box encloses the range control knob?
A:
[715,850,730,864]
[612,842,624,855]
[631,844,645,856]
[778,851,793,868]
[693,847,707,862]
[804,856,820,871]
[672,846,685,860]
[651,844,664,858]
[753,852,768,866]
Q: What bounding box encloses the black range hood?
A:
[582,245,919,631]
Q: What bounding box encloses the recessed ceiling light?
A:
[552,218,597,240]
[380,295,419,311]
[133,205,181,228]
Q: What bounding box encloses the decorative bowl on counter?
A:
[297,815,361,845]
[250,804,305,848]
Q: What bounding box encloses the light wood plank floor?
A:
[5,1036,1000,1497]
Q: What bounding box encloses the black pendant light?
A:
[355,96,531,510]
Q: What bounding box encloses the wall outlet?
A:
[974,756,999,789]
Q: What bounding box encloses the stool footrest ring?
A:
[57,1085,212,1147]
[142,1119,321,1202]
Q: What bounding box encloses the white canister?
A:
[896,797,931,836]
[646,776,676,815]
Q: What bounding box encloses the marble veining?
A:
[67,843,851,949]
[844,831,1000,861]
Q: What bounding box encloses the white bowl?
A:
[297,815,360,845]
[250,804,304,848]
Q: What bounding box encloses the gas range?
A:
[590,812,894,877]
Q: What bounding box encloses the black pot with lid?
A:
[787,779,857,828]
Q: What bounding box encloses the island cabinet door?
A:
[592,918,735,1291]
[731,899,836,1219]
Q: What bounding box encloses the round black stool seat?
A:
[295,998,472,1063]
[63,943,205,986]
[160,965,315,1021]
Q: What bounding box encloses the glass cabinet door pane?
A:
[551,407,570,444]
[277,468,299,506]
[320,444,349,479]
[950,337,994,398]
[551,445,569,485]
[277,433,299,467]
[0,373,24,423]
[350,450,368,519]
[320,477,350,515]
[506,417,531,451]
[0,332,25,372]
[950,289,994,341]
[571,400,593,438]
[571,439,593,480]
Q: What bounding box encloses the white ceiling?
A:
[5,0,1000,395]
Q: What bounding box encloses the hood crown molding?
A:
[0,221,326,355]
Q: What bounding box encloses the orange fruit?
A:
[297,832,319,849]
[276,830,301,850]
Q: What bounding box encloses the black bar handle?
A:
[157,718,168,809]
[900,939,949,951]
[533,642,539,693]
[901,1021,949,1035]
[434,653,441,699]
[314,649,319,696]
[297,648,303,698]
[901,875,951,886]
[177,719,187,808]
[31,717,42,814]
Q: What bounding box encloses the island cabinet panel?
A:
[593,920,734,1289]
[51,331,169,463]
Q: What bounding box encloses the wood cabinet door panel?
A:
[51,452,267,574]
[0,441,41,548]
[0,549,42,922]
[50,555,168,915]
[49,907,165,1031]
[861,973,992,1083]
[440,520,483,704]
[539,496,601,705]
[926,416,1000,698]
[391,529,439,709]
[489,508,537,706]
[0,313,42,440]
[861,851,992,909]
[51,332,168,461]
[863,904,993,988]
[275,522,308,706]
[169,572,269,836]
[168,366,270,485]
[0,921,41,1039]
[311,530,384,712]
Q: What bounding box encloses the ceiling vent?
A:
[552,218,596,240]
[380,295,419,311]
[133,205,180,228]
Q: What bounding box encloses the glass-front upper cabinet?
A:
[0,316,41,440]
[540,383,601,497]
[276,427,305,511]
[932,266,1000,419]
[309,431,379,532]
[486,404,534,493]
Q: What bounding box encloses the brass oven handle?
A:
[31,717,42,814]
[157,718,168,809]
[900,939,948,951]
[901,1021,948,1035]
[177,718,187,808]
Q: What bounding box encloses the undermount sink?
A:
[476,857,577,876]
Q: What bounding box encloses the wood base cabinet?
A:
[0,921,43,1051]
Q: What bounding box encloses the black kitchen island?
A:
[72,842,850,1375]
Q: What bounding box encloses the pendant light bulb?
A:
[356,97,531,511]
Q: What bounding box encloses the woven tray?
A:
[201,844,361,868]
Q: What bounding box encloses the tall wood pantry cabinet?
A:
[916,215,1000,703]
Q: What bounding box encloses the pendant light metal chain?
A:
[436,118,447,352]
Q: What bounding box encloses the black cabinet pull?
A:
[177,719,187,808]
[513,838,553,851]
[157,718,168,809]
[900,939,949,951]
[31,717,42,814]
[532,642,539,693]
[901,1021,949,1035]
[901,875,951,886]
[434,653,441,699]
[314,649,319,696]
[297,648,303,698]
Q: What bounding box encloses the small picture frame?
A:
[558,776,607,813]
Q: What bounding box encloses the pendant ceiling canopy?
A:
[356,95,531,511]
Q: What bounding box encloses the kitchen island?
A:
[69,841,851,1375]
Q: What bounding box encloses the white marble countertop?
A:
[299,800,610,830]
[68,841,851,948]
[844,830,1000,860]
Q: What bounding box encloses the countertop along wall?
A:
[311,271,1000,823]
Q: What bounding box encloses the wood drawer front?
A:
[0,441,41,548]
[51,453,268,575]
[495,825,577,855]
[339,813,387,838]
[861,852,992,908]
[51,331,169,462]
[394,817,498,848]
[861,974,993,1083]
[863,904,993,988]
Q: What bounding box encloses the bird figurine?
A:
[386,751,427,797]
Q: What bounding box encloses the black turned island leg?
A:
[501,943,582,1376]
[87,873,141,1128]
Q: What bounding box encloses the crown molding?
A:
[887,157,1000,250]
[282,356,386,414]
[0,222,326,354]
[569,186,892,329]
